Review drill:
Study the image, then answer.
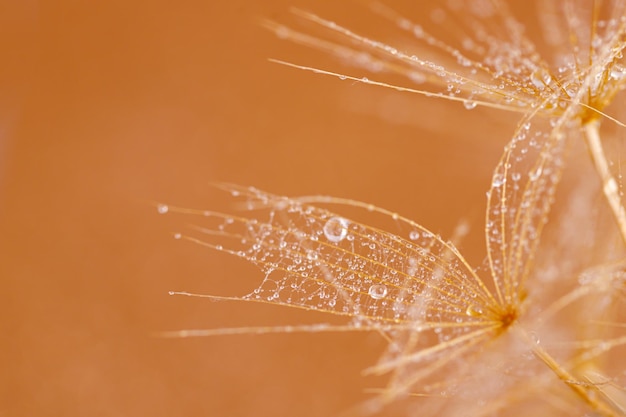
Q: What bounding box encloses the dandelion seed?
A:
[161,2,626,415]
[162,106,571,409]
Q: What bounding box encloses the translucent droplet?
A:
[530,68,552,90]
[463,100,477,110]
[409,230,420,240]
[157,204,169,214]
[173,233,182,240]
[529,166,543,181]
[492,173,506,187]
[368,284,388,299]
[323,217,349,243]
[465,304,484,317]
[306,250,319,261]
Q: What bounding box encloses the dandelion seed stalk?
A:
[584,120,626,247]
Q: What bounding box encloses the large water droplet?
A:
[409,230,420,240]
[368,284,388,300]
[157,204,169,214]
[323,217,349,243]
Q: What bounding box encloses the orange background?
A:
[2,1,510,416]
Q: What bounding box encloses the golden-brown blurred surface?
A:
[2,1,509,416]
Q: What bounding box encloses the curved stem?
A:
[583,120,626,247]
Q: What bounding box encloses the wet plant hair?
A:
[159,1,626,415]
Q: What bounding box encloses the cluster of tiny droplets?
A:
[193,185,498,331]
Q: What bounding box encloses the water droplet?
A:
[323,217,349,243]
[409,230,420,240]
[529,166,543,181]
[306,250,319,261]
[463,100,477,110]
[173,233,181,240]
[492,173,506,187]
[368,284,388,300]
[465,304,483,317]
[157,204,169,214]
[530,68,552,90]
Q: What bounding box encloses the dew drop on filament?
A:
[323,217,349,243]
[368,284,388,300]
[463,100,477,110]
[492,173,506,187]
[157,204,169,214]
[530,68,552,90]
[465,304,484,317]
[529,166,543,181]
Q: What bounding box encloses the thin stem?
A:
[515,327,619,417]
[583,120,626,247]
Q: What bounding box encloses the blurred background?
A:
[1,1,512,416]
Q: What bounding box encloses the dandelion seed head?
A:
[165,2,626,414]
